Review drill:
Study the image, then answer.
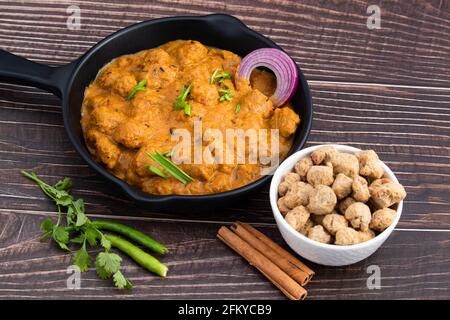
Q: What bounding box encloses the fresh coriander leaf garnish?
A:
[113,270,133,289]
[127,79,147,100]
[54,177,72,191]
[95,248,133,289]
[184,103,192,116]
[146,151,193,185]
[174,84,192,116]
[96,251,122,274]
[84,224,100,246]
[210,68,232,84]
[147,164,168,179]
[219,89,233,102]
[210,69,219,84]
[100,235,112,251]
[53,226,70,250]
[73,240,91,272]
[39,218,54,241]
[95,258,111,280]
[235,103,241,113]
[21,170,168,290]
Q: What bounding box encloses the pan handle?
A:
[0,50,76,98]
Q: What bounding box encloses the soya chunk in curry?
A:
[81,40,300,195]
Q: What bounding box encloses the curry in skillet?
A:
[81,40,300,195]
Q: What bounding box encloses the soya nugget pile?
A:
[277,146,407,245]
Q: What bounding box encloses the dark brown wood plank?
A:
[1,211,449,299]
[0,82,448,228]
[0,0,449,300]
[0,0,449,86]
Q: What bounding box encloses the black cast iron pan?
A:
[0,14,312,211]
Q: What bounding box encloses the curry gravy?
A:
[81,40,300,195]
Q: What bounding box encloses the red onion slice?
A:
[238,48,298,107]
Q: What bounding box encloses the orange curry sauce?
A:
[81,40,300,195]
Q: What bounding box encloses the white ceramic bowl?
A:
[270,144,403,266]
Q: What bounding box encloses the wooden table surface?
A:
[0,0,449,300]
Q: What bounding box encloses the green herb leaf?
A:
[22,170,170,290]
[72,199,87,227]
[53,226,69,250]
[174,84,192,116]
[67,198,86,227]
[70,235,85,244]
[21,171,90,231]
[39,231,52,242]
[127,79,147,100]
[96,251,122,274]
[219,89,233,102]
[95,257,111,280]
[235,103,241,113]
[40,218,54,233]
[184,103,192,116]
[146,151,193,185]
[210,69,232,84]
[209,69,219,84]
[54,177,72,191]
[73,243,91,272]
[84,225,100,246]
[39,218,54,241]
[100,235,111,251]
[162,151,173,157]
[147,165,168,179]
[22,171,74,206]
[113,270,133,289]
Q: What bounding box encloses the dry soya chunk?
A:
[359,229,375,242]
[294,157,313,180]
[278,181,290,197]
[356,150,384,179]
[335,227,362,245]
[285,206,310,231]
[307,225,331,244]
[284,172,301,184]
[344,202,372,232]
[332,173,353,200]
[298,219,314,236]
[352,175,370,203]
[310,146,337,165]
[338,196,356,215]
[306,165,334,187]
[335,227,375,245]
[280,181,314,209]
[370,208,397,232]
[307,185,337,215]
[322,213,349,236]
[329,152,360,178]
[311,212,327,226]
[278,172,300,196]
[277,197,290,215]
[369,179,407,208]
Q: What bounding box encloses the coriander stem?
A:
[92,220,168,254]
[105,234,168,277]
[56,205,62,227]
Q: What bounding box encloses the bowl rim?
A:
[270,144,403,251]
[63,13,313,203]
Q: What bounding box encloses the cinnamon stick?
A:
[217,226,307,300]
[231,222,312,286]
[238,222,315,279]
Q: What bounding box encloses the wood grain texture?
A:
[0,0,449,300]
[0,0,449,86]
[1,212,450,300]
